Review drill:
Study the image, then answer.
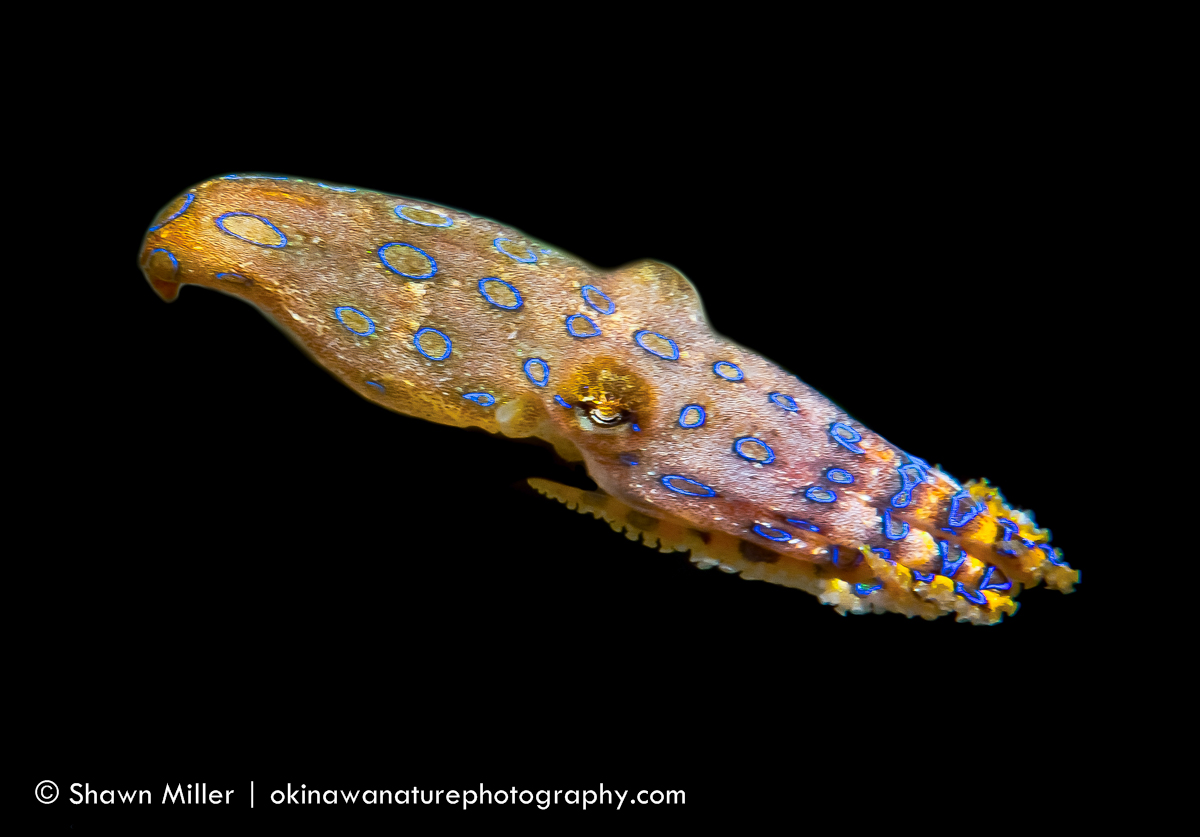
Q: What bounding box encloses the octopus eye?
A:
[587,405,628,426]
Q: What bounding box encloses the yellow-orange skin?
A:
[140,175,1078,624]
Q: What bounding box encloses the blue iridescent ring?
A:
[678,404,706,428]
[317,183,357,192]
[912,570,934,582]
[554,395,573,409]
[1039,544,1067,567]
[805,486,836,503]
[660,475,716,497]
[997,518,1019,541]
[633,330,679,360]
[733,437,775,465]
[829,422,865,454]
[882,509,909,540]
[979,567,1012,592]
[786,518,819,532]
[872,548,893,563]
[395,205,452,227]
[366,381,385,393]
[713,361,744,382]
[955,583,987,605]
[939,541,966,577]
[215,272,249,284]
[462,392,496,406]
[855,582,883,596]
[947,490,984,528]
[222,173,288,180]
[378,243,437,279]
[214,212,287,248]
[581,284,615,315]
[565,314,601,338]
[334,306,375,336]
[494,238,537,263]
[752,524,791,542]
[148,248,179,276]
[149,192,195,232]
[413,327,451,360]
[826,468,854,484]
[523,358,549,387]
[768,392,798,412]
[477,278,523,310]
[898,462,926,491]
[890,491,912,509]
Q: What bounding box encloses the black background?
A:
[18,43,1123,831]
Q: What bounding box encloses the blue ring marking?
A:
[829,546,841,567]
[898,463,925,492]
[565,313,601,338]
[334,306,375,336]
[215,271,249,283]
[912,570,935,582]
[882,509,909,540]
[317,183,357,192]
[633,330,679,360]
[395,205,452,227]
[1039,544,1067,567]
[214,212,287,248]
[941,526,961,536]
[581,284,615,315]
[872,548,893,563]
[733,437,775,465]
[378,242,437,279]
[494,238,537,263]
[752,524,791,542]
[713,361,744,382]
[678,404,706,428]
[222,174,288,180]
[660,475,716,497]
[997,518,1018,541]
[826,468,854,484]
[955,583,987,605]
[768,392,799,412]
[149,192,195,231]
[829,422,865,454]
[462,392,496,407]
[805,486,836,503]
[631,424,641,432]
[786,518,819,532]
[413,327,451,360]
[366,381,385,393]
[947,490,984,528]
[477,277,523,310]
[619,453,639,466]
[148,248,179,276]
[938,541,967,577]
[554,395,573,409]
[891,490,912,509]
[979,567,1012,592]
[855,582,883,596]
[523,358,549,387]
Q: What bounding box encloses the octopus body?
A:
[139,174,1078,624]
